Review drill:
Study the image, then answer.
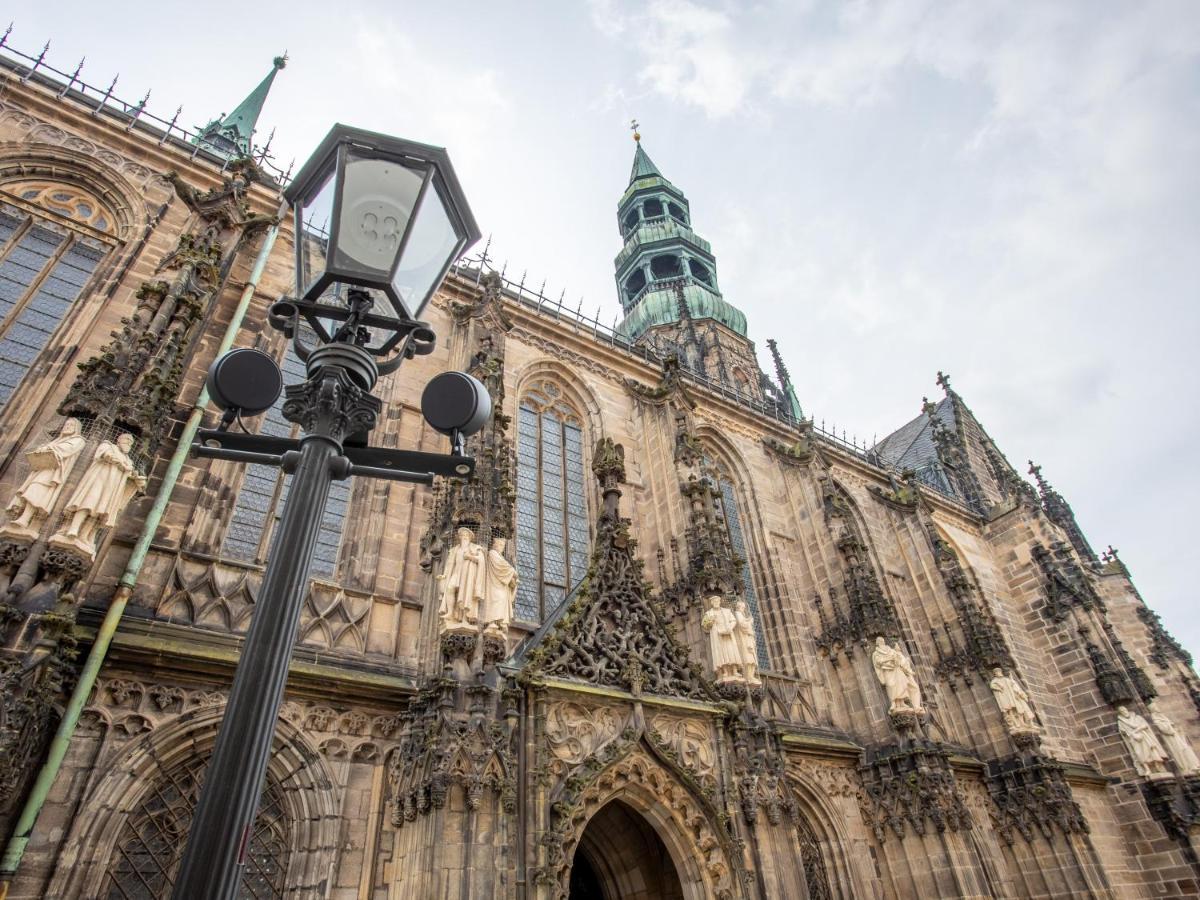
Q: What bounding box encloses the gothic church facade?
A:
[0,42,1198,900]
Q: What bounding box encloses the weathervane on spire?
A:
[630,118,640,142]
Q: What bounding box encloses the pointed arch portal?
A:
[568,799,685,900]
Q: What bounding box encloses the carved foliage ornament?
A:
[984,754,1089,845]
[858,740,972,842]
[525,442,716,701]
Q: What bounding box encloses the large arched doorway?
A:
[568,800,685,900]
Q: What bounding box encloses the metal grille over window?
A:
[0,202,109,411]
[719,477,769,668]
[514,381,589,623]
[221,344,351,577]
[102,754,290,899]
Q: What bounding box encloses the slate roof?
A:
[872,396,957,472]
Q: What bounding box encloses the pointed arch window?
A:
[514,380,589,622]
[221,345,350,577]
[711,460,769,668]
[101,753,290,899]
[0,182,118,413]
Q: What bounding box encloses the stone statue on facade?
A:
[733,599,762,685]
[481,536,518,638]
[1148,702,1200,775]
[48,432,144,558]
[2,418,86,539]
[702,596,743,683]
[872,636,924,714]
[990,668,1039,735]
[1117,705,1171,778]
[437,527,485,633]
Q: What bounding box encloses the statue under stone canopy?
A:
[872,636,924,715]
[734,598,762,686]
[437,526,485,633]
[990,668,1039,735]
[702,595,743,683]
[2,418,86,539]
[1117,705,1171,778]
[1148,702,1200,776]
[48,432,144,558]
[481,536,518,638]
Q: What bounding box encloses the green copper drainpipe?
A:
[0,199,288,897]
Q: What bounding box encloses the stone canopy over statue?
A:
[872,636,924,716]
[990,668,1039,735]
[48,432,145,559]
[2,418,87,540]
[437,527,486,633]
[1117,705,1171,778]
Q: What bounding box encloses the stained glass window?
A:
[102,753,290,899]
[514,381,590,623]
[717,474,770,668]
[220,345,351,578]
[0,200,110,412]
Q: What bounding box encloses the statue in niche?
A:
[872,636,924,714]
[733,599,762,685]
[437,527,485,632]
[1117,705,1171,777]
[49,432,144,557]
[482,536,518,638]
[3,418,86,538]
[1148,702,1200,775]
[702,595,743,683]
[990,668,1039,734]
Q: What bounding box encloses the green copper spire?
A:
[613,134,748,340]
[629,143,663,184]
[196,55,287,159]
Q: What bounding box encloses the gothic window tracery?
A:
[514,379,589,623]
[101,753,290,899]
[0,180,117,412]
[711,457,770,667]
[220,345,350,577]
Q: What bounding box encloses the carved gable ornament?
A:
[520,438,717,702]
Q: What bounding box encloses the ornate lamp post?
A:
[172,125,483,899]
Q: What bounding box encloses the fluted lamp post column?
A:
[172,124,483,900]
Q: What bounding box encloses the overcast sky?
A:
[11,1,1199,659]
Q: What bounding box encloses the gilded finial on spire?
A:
[630,118,640,142]
[273,52,288,70]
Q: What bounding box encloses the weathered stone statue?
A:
[872,636,924,714]
[1148,702,1200,775]
[2,418,86,538]
[437,527,485,632]
[733,599,762,685]
[481,536,518,638]
[990,668,1039,734]
[1117,705,1171,777]
[49,432,144,557]
[701,596,742,683]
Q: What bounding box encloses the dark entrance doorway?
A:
[568,800,685,900]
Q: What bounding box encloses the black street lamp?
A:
[172,125,483,900]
